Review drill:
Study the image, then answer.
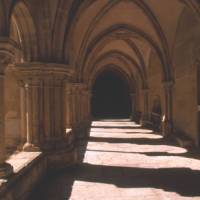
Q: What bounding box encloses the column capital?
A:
[13,63,75,89]
[142,88,149,95]
[67,82,88,94]
[14,62,74,78]
[71,83,87,89]
[0,37,23,74]
[162,80,174,89]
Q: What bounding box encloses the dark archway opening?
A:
[91,69,131,119]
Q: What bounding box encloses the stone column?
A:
[162,81,174,137]
[68,87,73,129]
[15,63,73,151]
[0,38,22,178]
[141,88,149,126]
[18,81,26,149]
[79,88,86,127]
[79,85,87,126]
[0,37,22,178]
[20,77,42,151]
[0,70,13,178]
[76,85,81,126]
[85,90,92,130]
[86,91,92,121]
[70,83,87,129]
[71,85,77,129]
[130,93,136,121]
[0,65,13,177]
[65,82,72,128]
[82,90,88,123]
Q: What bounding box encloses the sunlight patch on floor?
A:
[70,180,196,200]
[91,120,141,128]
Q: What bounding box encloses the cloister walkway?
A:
[30,120,200,200]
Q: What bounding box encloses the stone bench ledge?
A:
[0,151,45,200]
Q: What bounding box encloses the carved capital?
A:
[0,38,23,74]
[68,83,87,94]
[13,63,74,88]
[162,80,174,90]
[142,88,149,95]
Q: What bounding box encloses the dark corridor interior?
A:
[91,70,131,119]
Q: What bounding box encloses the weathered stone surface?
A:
[0,1,200,199]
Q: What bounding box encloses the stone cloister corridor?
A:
[30,120,200,200]
[1,0,200,199]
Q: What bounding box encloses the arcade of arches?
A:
[1,0,200,199]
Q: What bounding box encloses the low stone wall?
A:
[0,152,47,200]
[0,127,90,200]
[0,147,78,200]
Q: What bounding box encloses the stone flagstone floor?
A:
[30,120,200,200]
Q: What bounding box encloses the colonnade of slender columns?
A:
[139,83,173,137]
[13,65,92,155]
[65,83,91,139]
[141,88,149,126]
[16,63,73,151]
[162,80,174,137]
[130,93,136,120]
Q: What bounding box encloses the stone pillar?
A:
[76,85,81,126]
[162,81,174,137]
[65,83,73,129]
[17,75,43,151]
[82,90,88,123]
[19,77,42,151]
[85,90,92,132]
[18,81,26,149]
[84,92,88,120]
[69,83,87,129]
[71,85,78,129]
[80,88,86,126]
[141,88,149,126]
[80,90,87,123]
[87,91,92,121]
[0,71,13,178]
[15,63,73,151]
[130,93,136,121]
[0,38,22,178]
[79,85,87,126]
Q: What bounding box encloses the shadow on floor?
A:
[75,163,200,196]
[30,162,200,200]
[91,126,142,129]
[29,120,200,200]
[29,139,89,200]
[88,136,171,145]
[86,149,188,157]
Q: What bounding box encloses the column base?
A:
[141,116,149,127]
[17,141,26,151]
[0,163,13,178]
[162,120,173,138]
[23,143,40,152]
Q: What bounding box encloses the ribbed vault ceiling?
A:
[0,0,200,89]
